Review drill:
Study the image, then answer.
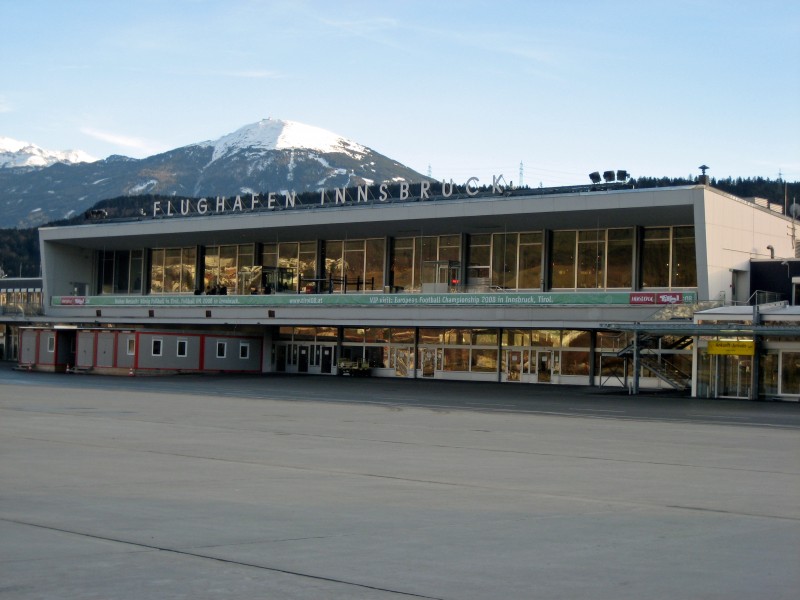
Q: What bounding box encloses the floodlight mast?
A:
[588,170,629,185]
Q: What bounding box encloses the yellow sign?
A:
[707,340,755,356]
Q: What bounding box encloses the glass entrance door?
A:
[298,345,309,373]
[321,346,333,374]
[507,350,523,382]
[420,348,436,378]
[393,347,414,377]
[536,351,552,383]
[719,355,751,398]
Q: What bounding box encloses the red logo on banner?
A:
[657,293,683,304]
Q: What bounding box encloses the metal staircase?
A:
[638,355,691,391]
[616,335,692,391]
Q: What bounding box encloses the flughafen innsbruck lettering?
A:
[151,176,510,218]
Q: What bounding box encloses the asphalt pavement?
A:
[1,364,798,599]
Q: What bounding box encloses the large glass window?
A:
[503,329,532,347]
[97,249,144,295]
[260,241,316,293]
[518,232,543,289]
[438,235,461,262]
[151,247,196,294]
[531,330,561,347]
[641,227,670,288]
[365,239,385,291]
[492,233,517,289]
[641,226,696,289]
[471,349,499,372]
[391,238,414,291]
[420,328,445,344]
[551,231,576,288]
[550,228,635,290]
[342,327,390,368]
[99,251,114,294]
[671,226,697,287]
[417,237,439,289]
[577,230,605,289]
[204,245,252,294]
[325,239,384,292]
[443,348,470,371]
[279,243,299,291]
[759,353,779,396]
[606,229,633,288]
[299,242,317,285]
[421,327,499,375]
[344,240,365,288]
[467,234,491,283]
[391,235,458,292]
[781,352,800,395]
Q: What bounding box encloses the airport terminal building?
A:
[10,178,800,400]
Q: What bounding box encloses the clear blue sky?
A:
[2,0,798,186]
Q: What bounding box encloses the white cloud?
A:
[80,127,164,156]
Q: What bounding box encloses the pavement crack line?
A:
[0,517,444,600]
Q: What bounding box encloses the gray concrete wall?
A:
[203,335,262,372]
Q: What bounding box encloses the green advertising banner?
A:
[53,291,696,308]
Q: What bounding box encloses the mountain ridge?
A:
[0,136,96,169]
[0,119,429,228]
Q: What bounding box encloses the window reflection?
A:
[151,247,196,294]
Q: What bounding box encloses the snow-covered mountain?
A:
[202,118,368,163]
[0,119,429,228]
[0,136,96,169]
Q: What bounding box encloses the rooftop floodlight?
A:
[603,170,615,182]
[589,171,601,184]
[616,170,628,181]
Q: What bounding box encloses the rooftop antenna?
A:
[519,161,524,187]
[790,200,799,256]
[427,164,432,178]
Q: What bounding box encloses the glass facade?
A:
[0,286,43,315]
[137,225,694,296]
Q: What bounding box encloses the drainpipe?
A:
[632,329,640,395]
